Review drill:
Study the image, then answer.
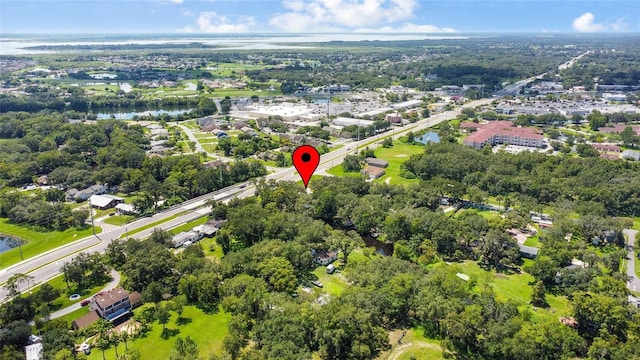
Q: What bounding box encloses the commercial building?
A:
[462,121,544,149]
[332,117,374,127]
[246,104,322,122]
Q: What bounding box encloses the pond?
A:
[95,109,193,120]
[0,235,21,254]
[362,235,394,256]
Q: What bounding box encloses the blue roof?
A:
[416,132,440,144]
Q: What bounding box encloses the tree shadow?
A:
[175,317,192,326]
[160,328,180,339]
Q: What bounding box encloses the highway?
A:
[0,51,590,301]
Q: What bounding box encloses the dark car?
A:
[80,299,90,306]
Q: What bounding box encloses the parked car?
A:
[80,299,90,306]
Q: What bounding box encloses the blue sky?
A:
[1,0,638,34]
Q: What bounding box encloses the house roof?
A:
[93,288,130,310]
[89,194,122,208]
[129,291,142,306]
[25,342,43,360]
[365,157,389,168]
[361,166,386,178]
[115,203,138,213]
[72,310,101,329]
[518,244,539,256]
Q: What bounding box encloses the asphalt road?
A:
[625,229,640,293]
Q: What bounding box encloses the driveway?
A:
[625,229,640,293]
[49,269,121,320]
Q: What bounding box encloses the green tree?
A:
[530,280,547,307]
[328,229,365,265]
[169,336,200,360]
[258,257,298,294]
[620,125,639,147]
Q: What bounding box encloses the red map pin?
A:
[292,145,320,189]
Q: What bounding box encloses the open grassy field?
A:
[446,260,571,323]
[373,141,424,185]
[199,237,224,260]
[311,267,350,297]
[120,212,187,239]
[0,219,101,270]
[168,216,208,235]
[102,215,135,226]
[31,273,116,317]
[382,327,444,360]
[87,305,231,360]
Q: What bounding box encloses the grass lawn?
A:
[121,212,186,239]
[57,306,91,326]
[43,273,113,310]
[373,141,424,185]
[383,326,444,360]
[168,217,208,235]
[102,215,135,226]
[311,267,350,297]
[87,305,231,360]
[446,260,570,322]
[634,217,640,231]
[326,164,361,178]
[199,237,224,260]
[0,219,101,270]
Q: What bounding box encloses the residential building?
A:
[312,249,338,265]
[25,343,43,360]
[518,244,539,259]
[66,184,107,201]
[385,113,403,124]
[115,203,139,215]
[90,288,133,322]
[172,231,204,248]
[463,121,544,149]
[365,158,389,168]
[361,166,386,179]
[71,310,101,330]
[332,117,374,127]
[89,194,124,210]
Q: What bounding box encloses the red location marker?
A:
[292,145,320,189]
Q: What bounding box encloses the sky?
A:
[1,0,638,34]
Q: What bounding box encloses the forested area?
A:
[560,48,640,89]
[2,158,638,358]
[0,112,266,226]
[402,143,640,217]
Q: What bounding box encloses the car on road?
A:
[80,299,90,306]
[69,294,81,301]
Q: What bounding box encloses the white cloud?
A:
[572,12,607,32]
[169,0,184,4]
[355,23,456,33]
[610,18,628,31]
[187,11,254,33]
[270,0,431,32]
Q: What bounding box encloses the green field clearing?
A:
[87,305,231,360]
[311,267,349,297]
[102,215,135,226]
[36,273,114,312]
[384,327,444,360]
[0,219,101,270]
[199,237,224,260]
[168,217,208,235]
[447,261,570,322]
[120,212,186,239]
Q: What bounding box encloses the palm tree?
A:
[121,331,129,351]
[111,331,121,357]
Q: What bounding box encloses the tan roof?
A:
[93,288,130,310]
[72,310,100,329]
[361,166,386,178]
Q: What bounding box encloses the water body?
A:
[362,235,394,256]
[96,109,192,120]
[0,236,20,254]
[0,33,471,55]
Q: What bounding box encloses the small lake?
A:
[0,236,20,254]
[95,109,193,120]
[363,235,394,256]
